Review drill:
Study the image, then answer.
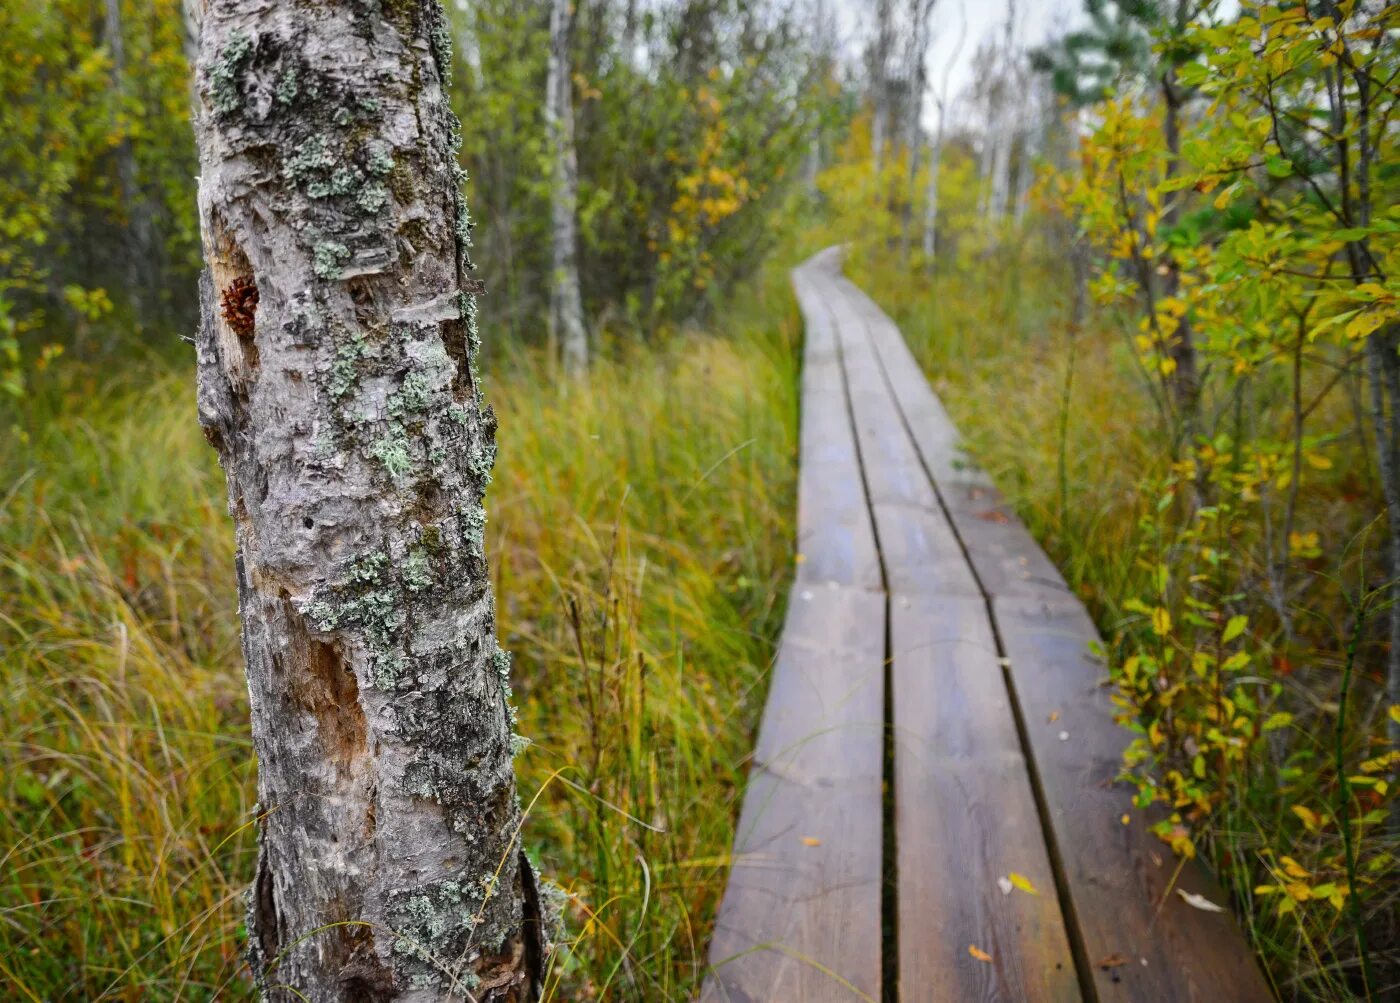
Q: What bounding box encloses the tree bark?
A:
[871,0,893,177]
[898,0,936,260]
[546,0,587,377]
[921,122,942,265]
[104,0,156,323]
[1159,65,1199,421]
[191,2,545,999]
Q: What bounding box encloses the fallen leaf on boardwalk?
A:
[1120,813,1130,826]
[800,836,822,846]
[997,876,1013,896]
[975,509,1010,524]
[1047,710,1060,723]
[968,945,992,963]
[794,553,806,564]
[1176,889,1225,912]
[1096,954,1129,970]
[1008,872,1039,895]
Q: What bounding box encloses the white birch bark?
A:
[191,1,545,998]
[921,120,943,263]
[871,0,893,177]
[546,0,587,377]
[104,0,155,316]
[923,5,964,268]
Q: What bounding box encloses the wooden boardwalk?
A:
[700,249,1274,1003]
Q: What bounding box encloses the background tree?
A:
[546,0,587,376]
[191,0,544,998]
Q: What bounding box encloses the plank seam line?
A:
[845,286,1101,1003]
[815,276,898,1003]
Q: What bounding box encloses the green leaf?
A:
[1222,615,1247,643]
[1262,712,1293,732]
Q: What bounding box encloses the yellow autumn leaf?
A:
[800,836,822,846]
[1152,606,1172,636]
[1290,805,1320,831]
[1344,311,1385,340]
[1305,452,1333,470]
[1008,872,1039,896]
[968,945,992,963]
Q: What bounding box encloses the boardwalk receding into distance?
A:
[700,248,1275,1003]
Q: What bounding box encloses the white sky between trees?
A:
[827,0,1083,132]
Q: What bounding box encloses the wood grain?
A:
[704,247,1274,1003]
[702,585,885,1003]
[891,594,1079,1003]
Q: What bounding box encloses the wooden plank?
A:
[995,597,1274,1002]
[820,275,980,599]
[703,585,886,1003]
[840,278,1071,601]
[891,594,1080,1003]
[792,262,883,592]
[825,255,1274,1001]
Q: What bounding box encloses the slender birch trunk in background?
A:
[898,0,937,261]
[921,117,943,263]
[104,0,155,322]
[871,0,893,177]
[923,4,964,270]
[192,1,545,998]
[546,0,587,378]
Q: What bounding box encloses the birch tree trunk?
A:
[192,1,545,999]
[921,120,942,266]
[871,0,893,178]
[546,0,587,378]
[898,0,936,260]
[104,0,155,322]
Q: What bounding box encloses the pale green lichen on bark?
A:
[312,240,349,279]
[210,30,254,114]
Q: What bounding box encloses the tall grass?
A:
[0,270,799,1000]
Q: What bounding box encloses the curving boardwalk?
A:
[700,248,1274,1003]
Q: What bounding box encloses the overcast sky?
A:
[827,0,1084,128]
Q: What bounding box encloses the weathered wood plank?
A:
[827,258,1273,1002]
[891,594,1079,1003]
[702,585,886,1003]
[792,261,883,592]
[841,279,1071,602]
[820,267,980,599]
[995,597,1274,1003]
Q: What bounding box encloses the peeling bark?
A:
[191,2,543,999]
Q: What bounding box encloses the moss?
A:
[210,31,254,116]
[313,241,350,280]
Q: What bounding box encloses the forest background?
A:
[1,0,1397,999]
